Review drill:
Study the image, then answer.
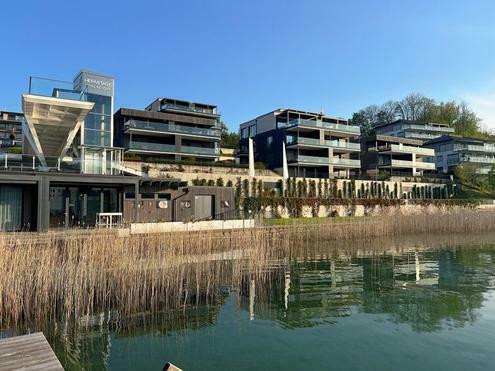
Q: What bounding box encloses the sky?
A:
[1,0,495,131]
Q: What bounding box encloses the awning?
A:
[22,94,94,167]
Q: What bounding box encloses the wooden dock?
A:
[0,332,63,370]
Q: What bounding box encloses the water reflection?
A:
[7,234,495,370]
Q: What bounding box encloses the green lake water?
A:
[5,235,495,370]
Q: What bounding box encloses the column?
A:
[175,135,182,161]
[412,153,417,176]
[328,147,334,178]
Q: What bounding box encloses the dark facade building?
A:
[238,108,361,178]
[114,98,221,163]
[0,111,24,152]
[425,135,495,174]
[361,135,435,176]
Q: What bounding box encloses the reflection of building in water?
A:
[239,247,494,332]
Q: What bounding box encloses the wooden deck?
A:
[0,332,63,370]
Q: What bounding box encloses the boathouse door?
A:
[194,195,214,220]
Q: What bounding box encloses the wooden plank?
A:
[0,332,63,370]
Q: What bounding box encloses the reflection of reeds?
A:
[1,210,495,329]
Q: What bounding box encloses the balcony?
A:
[463,156,495,164]
[287,118,360,135]
[29,77,87,101]
[287,137,361,151]
[458,144,495,154]
[128,141,219,157]
[380,159,435,170]
[405,124,455,134]
[378,144,434,156]
[288,155,360,168]
[125,119,220,138]
[161,103,219,116]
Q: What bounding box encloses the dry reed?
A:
[1,209,495,330]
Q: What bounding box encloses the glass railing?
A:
[290,155,329,164]
[331,158,361,167]
[287,118,360,135]
[29,77,87,101]
[289,155,360,167]
[403,132,438,140]
[125,119,221,137]
[129,141,219,156]
[464,156,495,164]
[460,145,495,153]
[379,144,435,156]
[181,145,219,155]
[380,159,435,169]
[289,137,360,150]
[161,103,218,115]
[405,124,455,133]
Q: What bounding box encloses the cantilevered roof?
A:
[22,94,94,167]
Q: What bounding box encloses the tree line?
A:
[349,93,492,139]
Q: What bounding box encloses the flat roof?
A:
[239,107,347,127]
[156,97,217,109]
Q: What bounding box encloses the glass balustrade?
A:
[161,103,218,115]
[29,77,87,101]
[287,119,360,134]
[129,141,218,156]
[125,119,220,137]
[287,136,360,150]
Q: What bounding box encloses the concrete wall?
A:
[261,203,482,219]
[129,219,255,234]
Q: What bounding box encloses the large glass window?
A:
[84,129,111,147]
[86,93,112,115]
[85,113,112,131]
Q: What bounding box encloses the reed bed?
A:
[1,209,495,330]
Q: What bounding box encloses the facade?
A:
[424,135,495,174]
[0,73,235,232]
[375,119,455,141]
[114,98,221,162]
[238,109,361,178]
[0,111,24,152]
[361,135,435,176]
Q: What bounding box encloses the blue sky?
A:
[1,0,495,131]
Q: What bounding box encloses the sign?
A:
[73,71,114,97]
[158,200,168,209]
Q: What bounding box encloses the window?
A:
[277,119,287,129]
[249,125,256,137]
[141,193,155,199]
[447,154,459,165]
[241,127,249,139]
[266,136,273,149]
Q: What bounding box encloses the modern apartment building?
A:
[114,98,221,162]
[424,135,495,174]
[361,135,435,176]
[238,109,361,178]
[0,111,24,152]
[375,119,455,141]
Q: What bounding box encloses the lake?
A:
[5,234,495,370]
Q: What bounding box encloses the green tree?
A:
[220,121,240,149]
